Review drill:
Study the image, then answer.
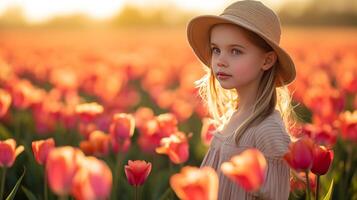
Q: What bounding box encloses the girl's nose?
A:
[217,60,227,67]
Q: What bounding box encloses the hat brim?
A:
[187,14,296,87]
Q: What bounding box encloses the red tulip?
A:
[124,160,151,186]
[170,166,218,200]
[311,145,334,175]
[338,110,357,143]
[109,113,135,140]
[46,146,85,196]
[32,138,55,165]
[156,131,190,164]
[283,137,315,171]
[0,139,24,167]
[221,148,267,192]
[0,89,11,118]
[72,156,112,200]
[75,102,104,123]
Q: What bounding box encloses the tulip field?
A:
[0,27,356,200]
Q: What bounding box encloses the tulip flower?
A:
[124,160,152,200]
[32,138,56,200]
[284,137,316,200]
[156,113,178,136]
[221,148,267,192]
[311,145,334,200]
[283,137,315,172]
[170,166,218,200]
[0,139,24,200]
[0,89,11,118]
[32,138,55,165]
[339,110,357,143]
[46,146,85,197]
[109,113,135,141]
[311,145,334,176]
[72,156,112,200]
[79,130,110,157]
[156,131,190,164]
[0,139,24,167]
[75,102,104,123]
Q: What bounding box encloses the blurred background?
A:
[0,0,356,200]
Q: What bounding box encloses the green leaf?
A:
[322,179,334,200]
[5,167,26,200]
[0,124,11,140]
[158,187,172,200]
[21,186,38,200]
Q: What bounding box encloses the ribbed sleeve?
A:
[252,121,292,200]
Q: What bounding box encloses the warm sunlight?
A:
[0,0,288,23]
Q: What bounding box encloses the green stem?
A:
[169,161,173,200]
[135,186,138,200]
[112,152,122,200]
[44,166,48,200]
[0,167,7,200]
[315,175,320,200]
[59,195,68,200]
[305,170,311,200]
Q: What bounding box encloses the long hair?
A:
[194,23,300,145]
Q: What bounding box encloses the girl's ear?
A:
[261,51,278,71]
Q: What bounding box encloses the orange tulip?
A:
[0,139,24,167]
[283,137,315,171]
[156,131,190,164]
[134,107,154,130]
[75,102,104,123]
[46,146,85,196]
[221,148,267,192]
[80,130,111,156]
[0,89,11,118]
[72,156,112,200]
[109,113,135,140]
[156,113,178,137]
[311,145,334,175]
[124,160,152,186]
[32,138,55,165]
[170,166,218,200]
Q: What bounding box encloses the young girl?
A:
[187,0,298,199]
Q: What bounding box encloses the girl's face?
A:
[210,23,276,90]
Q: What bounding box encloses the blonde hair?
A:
[194,23,300,145]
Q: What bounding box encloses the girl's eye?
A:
[232,48,242,55]
[211,47,220,54]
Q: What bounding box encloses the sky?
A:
[0,0,288,23]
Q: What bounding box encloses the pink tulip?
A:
[124,160,152,186]
[284,137,315,171]
[32,138,55,165]
[46,146,84,196]
[72,156,112,200]
[0,139,24,167]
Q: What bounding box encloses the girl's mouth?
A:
[217,74,232,80]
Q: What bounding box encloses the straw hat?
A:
[186,0,296,87]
